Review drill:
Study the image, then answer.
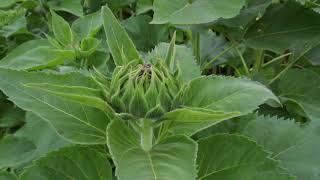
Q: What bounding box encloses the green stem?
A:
[234,45,250,76]
[268,49,310,85]
[141,119,153,151]
[192,31,201,64]
[262,53,292,68]
[202,45,234,71]
[252,49,264,74]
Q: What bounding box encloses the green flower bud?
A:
[106,61,180,119]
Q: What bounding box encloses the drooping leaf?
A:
[245,1,320,53]
[20,146,112,180]
[197,134,295,180]
[276,69,320,121]
[0,69,110,144]
[107,119,197,180]
[48,0,83,17]
[101,5,140,65]
[0,39,75,70]
[152,0,246,24]
[0,135,36,168]
[147,43,201,82]
[50,10,74,46]
[242,116,320,180]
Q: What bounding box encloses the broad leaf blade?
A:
[101,5,140,65]
[277,69,320,121]
[0,171,16,180]
[0,135,36,168]
[152,0,246,24]
[164,107,241,136]
[242,116,320,180]
[0,69,110,144]
[245,2,320,53]
[197,134,295,180]
[48,0,83,17]
[107,119,197,180]
[0,40,75,70]
[176,76,280,114]
[20,146,112,180]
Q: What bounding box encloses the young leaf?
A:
[0,39,75,70]
[197,134,295,180]
[20,146,112,180]
[107,119,197,180]
[165,31,176,70]
[51,10,74,46]
[152,0,246,24]
[147,43,201,82]
[242,116,320,180]
[0,68,110,144]
[101,5,140,65]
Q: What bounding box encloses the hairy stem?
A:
[141,119,153,151]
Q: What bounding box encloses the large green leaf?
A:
[20,146,112,180]
[164,107,241,136]
[71,10,103,40]
[276,69,320,121]
[0,9,27,38]
[48,0,83,17]
[305,44,320,65]
[0,135,36,168]
[0,171,16,180]
[0,112,69,169]
[167,76,279,136]
[101,5,140,65]
[123,15,169,52]
[147,43,201,82]
[0,69,110,144]
[197,134,295,180]
[14,112,70,167]
[245,1,320,53]
[107,119,197,180]
[152,0,246,24]
[175,76,280,113]
[242,116,320,180]
[0,39,75,70]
